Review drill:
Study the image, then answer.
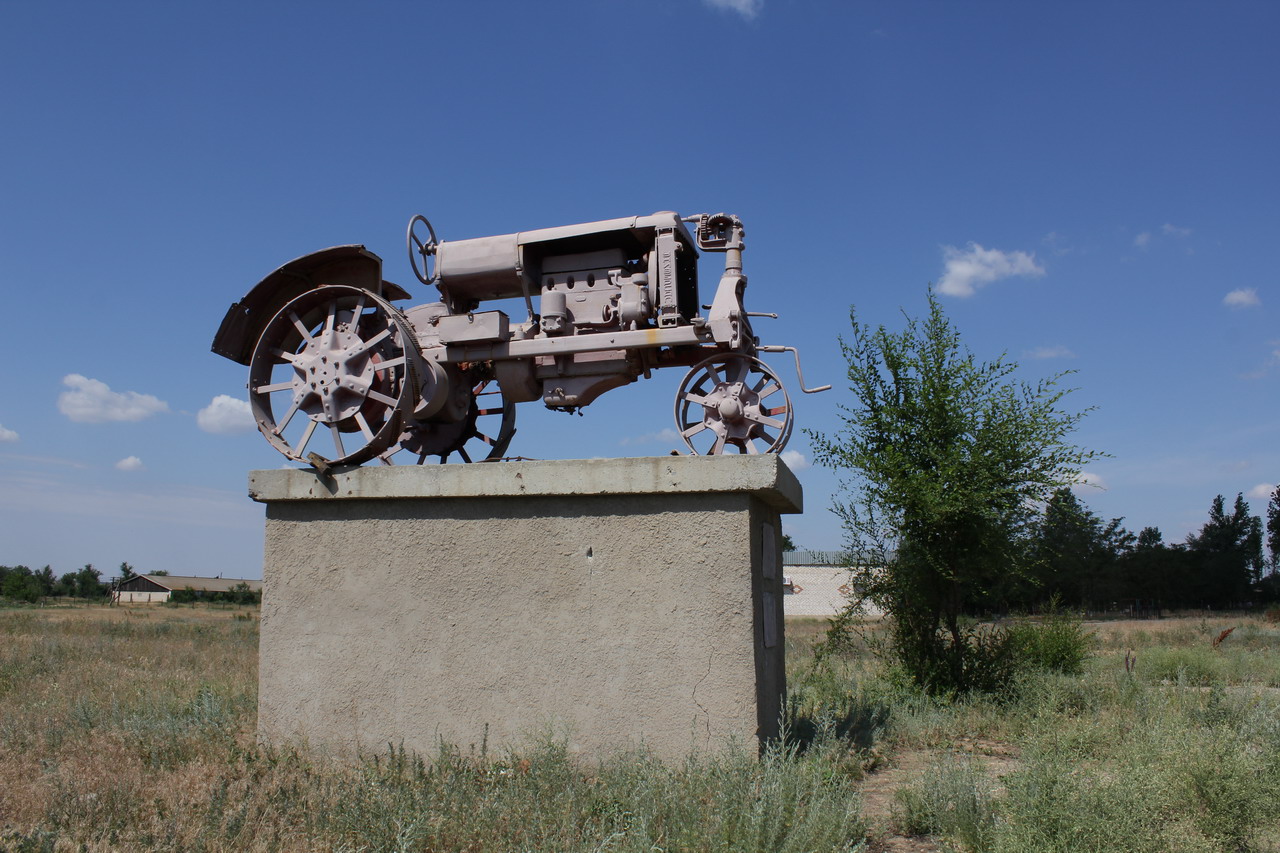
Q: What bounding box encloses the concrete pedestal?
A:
[250,455,801,761]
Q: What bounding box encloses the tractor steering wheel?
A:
[407,214,438,285]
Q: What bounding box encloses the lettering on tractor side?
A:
[212,211,829,468]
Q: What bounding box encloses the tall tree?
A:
[1028,489,1131,610]
[1187,494,1263,607]
[809,293,1098,693]
[1,565,41,603]
[1267,485,1280,574]
[1135,526,1163,550]
[70,564,106,599]
[37,565,56,596]
[1034,489,1095,605]
[1118,526,1184,608]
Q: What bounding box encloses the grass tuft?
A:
[891,755,997,849]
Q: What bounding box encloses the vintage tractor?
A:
[212,211,829,468]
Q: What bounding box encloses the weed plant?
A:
[891,755,997,850]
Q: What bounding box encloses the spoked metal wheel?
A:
[385,374,516,464]
[675,353,793,455]
[248,285,416,467]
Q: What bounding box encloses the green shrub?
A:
[1139,647,1220,686]
[1002,611,1093,676]
[1179,729,1275,849]
[847,609,1094,698]
[993,750,1175,853]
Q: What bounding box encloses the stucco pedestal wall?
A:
[250,455,801,762]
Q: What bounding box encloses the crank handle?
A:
[758,345,832,394]
[700,306,777,320]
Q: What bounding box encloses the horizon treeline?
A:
[979,485,1280,614]
[0,563,260,605]
[5,484,1279,613]
[0,563,112,602]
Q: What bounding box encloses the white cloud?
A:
[1072,470,1108,491]
[1241,341,1280,379]
[1024,345,1076,360]
[1223,288,1261,309]
[936,243,1045,297]
[0,424,17,443]
[115,456,144,471]
[1247,483,1276,502]
[197,394,255,434]
[620,428,680,447]
[780,450,811,471]
[1135,224,1190,251]
[703,0,762,19]
[58,374,168,423]
[1042,231,1072,256]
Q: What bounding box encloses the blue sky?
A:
[1,1,1276,579]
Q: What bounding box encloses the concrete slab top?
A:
[249,454,802,513]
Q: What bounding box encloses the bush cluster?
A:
[0,564,107,602]
[167,583,260,605]
[822,607,1093,697]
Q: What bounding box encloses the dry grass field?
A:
[3,603,1280,851]
[0,604,261,850]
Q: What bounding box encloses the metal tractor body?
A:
[212,211,828,468]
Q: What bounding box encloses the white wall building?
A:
[782,551,882,618]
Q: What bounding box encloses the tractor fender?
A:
[211,245,413,365]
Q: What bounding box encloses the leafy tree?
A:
[66,564,107,599]
[228,582,260,605]
[1,565,42,603]
[1031,489,1098,605]
[780,533,798,552]
[1029,489,1132,610]
[36,566,56,597]
[1115,526,1185,609]
[1135,526,1163,550]
[810,293,1098,693]
[1186,494,1263,607]
[1257,487,1280,602]
[1267,485,1280,574]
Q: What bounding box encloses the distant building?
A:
[112,574,262,604]
[782,551,882,618]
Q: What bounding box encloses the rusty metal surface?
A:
[212,211,829,467]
